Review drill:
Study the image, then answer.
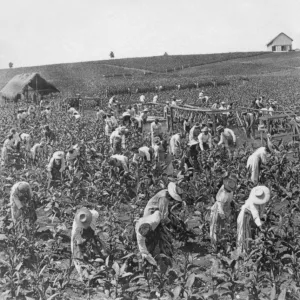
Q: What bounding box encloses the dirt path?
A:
[101,63,159,74]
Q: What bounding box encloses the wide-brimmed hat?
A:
[194,123,201,128]
[75,207,93,229]
[201,126,209,132]
[223,174,238,192]
[167,182,182,201]
[221,101,226,105]
[53,151,64,160]
[249,186,270,205]
[143,108,149,112]
[122,112,130,117]
[216,125,224,132]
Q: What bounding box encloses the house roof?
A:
[266,32,293,47]
[0,73,59,100]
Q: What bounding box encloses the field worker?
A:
[40,98,46,109]
[268,104,274,116]
[66,144,80,171]
[171,96,176,106]
[141,108,149,124]
[109,154,129,173]
[241,111,255,139]
[152,137,161,160]
[1,134,15,166]
[122,111,131,126]
[41,107,51,120]
[132,146,154,164]
[108,96,116,108]
[153,95,158,103]
[71,207,106,281]
[105,113,114,138]
[144,182,182,220]
[163,102,170,118]
[246,146,270,184]
[110,113,118,129]
[199,90,204,99]
[68,106,77,114]
[96,107,106,121]
[17,109,28,124]
[135,211,162,265]
[237,186,270,254]
[47,151,66,187]
[43,125,56,146]
[211,101,219,110]
[169,133,181,157]
[10,181,36,228]
[216,125,236,159]
[210,174,238,245]
[30,140,46,162]
[19,133,32,152]
[183,118,191,136]
[150,118,162,144]
[189,123,201,143]
[73,111,81,121]
[9,128,21,148]
[198,126,212,151]
[140,95,145,103]
[28,105,36,117]
[219,102,226,110]
[110,126,127,151]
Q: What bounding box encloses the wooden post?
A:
[170,106,174,132]
[212,114,216,135]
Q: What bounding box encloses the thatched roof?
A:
[0,73,59,100]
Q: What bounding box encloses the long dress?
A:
[236,201,264,254]
[210,185,233,245]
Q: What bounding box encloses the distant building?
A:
[267,32,293,52]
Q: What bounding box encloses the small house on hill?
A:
[267,33,293,52]
[0,73,59,102]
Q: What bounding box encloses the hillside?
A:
[0,51,299,96]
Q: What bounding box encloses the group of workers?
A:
[1,92,279,282]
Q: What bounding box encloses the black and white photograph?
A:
[0,0,300,299]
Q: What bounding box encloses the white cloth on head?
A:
[198,132,212,151]
[111,154,129,172]
[169,133,181,155]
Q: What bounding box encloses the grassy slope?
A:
[0,51,299,95]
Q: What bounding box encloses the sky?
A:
[0,0,299,69]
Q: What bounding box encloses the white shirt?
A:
[20,133,31,142]
[153,95,158,103]
[218,128,236,145]
[140,95,145,103]
[198,132,212,151]
[151,122,162,136]
[111,154,129,171]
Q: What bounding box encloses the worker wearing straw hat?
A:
[237,186,270,254]
[10,181,36,229]
[71,207,106,281]
[210,174,238,246]
[144,182,182,221]
[198,126,212,151]
[150,118,162,145]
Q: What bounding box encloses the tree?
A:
[9,62,13,68]
[110,52,115,59]
[163,52,168,56]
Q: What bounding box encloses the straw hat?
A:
[201,126,209,132]
[75,207,93,229]
[143,108,149,112]
[249,186,270,205]
[167,182,182,202]
[223,174,238,192]
[221,101,226,105]
[194,123,201,129]
[122,112,130,117]
[53,151,64,160]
